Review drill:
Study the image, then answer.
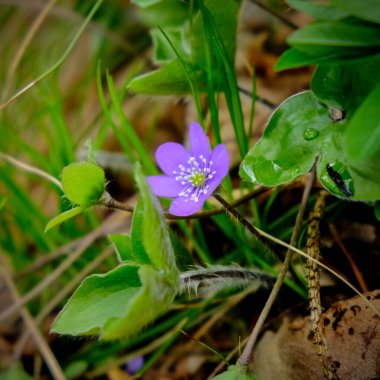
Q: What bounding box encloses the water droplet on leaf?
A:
[303,128,319,141]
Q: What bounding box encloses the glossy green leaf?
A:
[51,264,177,340]
[332,0,380,24]
[45,206,85,232]
[286,0,348,20]
[344,80,380,161]
[288,21,380,48]
[240,91,380,201]
[240,92,331,186]
[212,365,257,380]
[275,46,377,71]
[61,162,106,207]
[134,163,178,275]
[311,55,380,112]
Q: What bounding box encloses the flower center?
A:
[189,172,205,187]
[172,155,216,203]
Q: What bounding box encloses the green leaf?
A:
[344,80,380,161]
[311,54,380,112]
[128,59,207,95]
[130,199,155,265]
[331,0,380,24]
[212,365,257,380]
[135,0,189,26]
[127,0,242,96]
[240,91,380,201]
[150,27,189,63]
[288,21,380,48]
[51,264,177,340]
[240,92,331,186]
[311,55,380,160]
[286,0,348,20]
[131,0,161,7]
[45,206,85,232]
[275,46,377,71]
[52,164,180,341]
[108,234,134,262]
[61,162,106,207]
[190,0,241,68]
[134,163,178,275]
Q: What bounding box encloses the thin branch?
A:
[306,190,338,380]
[213,193,284,260]
[249,0,299,30]
[0,152,62,189]
[236,166,316,367]
[99,186,270,220]
[238,86,277,109]
[0,255,66,380]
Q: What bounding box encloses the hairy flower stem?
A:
[99,187,270,220]
[213,194,284,258]
[215,168,316,368]
[306,190,339,380]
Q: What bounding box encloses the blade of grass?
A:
[105,70,157,174]
[158,26,205,126]
[0,0,104,111]
[96,63,136,162]
[199,0,248,157]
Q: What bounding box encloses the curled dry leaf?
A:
[253,289,380,380]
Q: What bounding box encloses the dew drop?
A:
[303,128,319,141]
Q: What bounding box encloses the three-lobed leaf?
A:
[128,0,241,95]
[51,264,177,340]
[240,91,380,201]
[51,164,179,340]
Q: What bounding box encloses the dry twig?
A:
[306,190,338,380]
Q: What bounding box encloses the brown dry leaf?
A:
[254,290,380,380]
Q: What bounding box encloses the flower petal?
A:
[210,144,230,182]
[189,122,210,160]
[147,175,183,197]
[156,142,191,176]
[169,195,207,216]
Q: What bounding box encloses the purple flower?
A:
[125,355,144,375]
[148,122,229,216]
